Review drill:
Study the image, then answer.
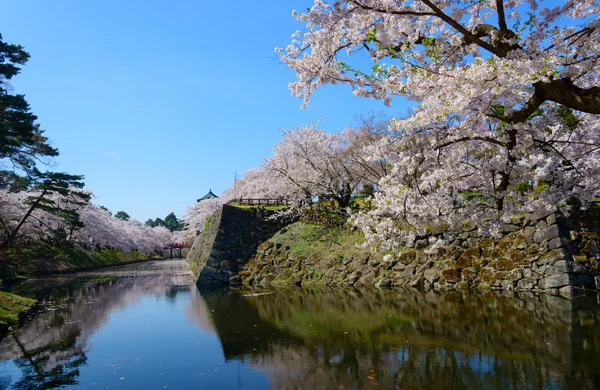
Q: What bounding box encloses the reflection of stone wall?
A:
[241,209,600,297]
[200,290,297,360]
[187,205,291,289]
[203,288,600,390]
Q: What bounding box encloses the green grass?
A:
[349,196,372,210]
[592,197,600,209]
[0,291,36,327]
[268,222,367,260]
[0,241,150,281]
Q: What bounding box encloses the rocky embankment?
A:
[238,208,600,299]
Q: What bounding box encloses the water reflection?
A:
[0,260,202,389]
[1,265,599,389]
[202,288,600,390]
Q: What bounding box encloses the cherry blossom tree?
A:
[266,124,382,208]
[0,188,172,255]
[279,0,600,247]
[180,197,224,244]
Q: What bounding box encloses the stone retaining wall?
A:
[239,208,600,298]
[187,205,291,288]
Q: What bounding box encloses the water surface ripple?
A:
[1,259,599,389]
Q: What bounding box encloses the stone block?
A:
[257,240,274,254]
[500,224,519,234]
[393,262,406,271]
[547,237,570,250]
[533,224,560,244]
[479,237,495,252]
[455,281,470,290]
[517,277,538,290]
[551,260,587,274]
[417,260,434,274]
[409,276,423,288]
[415,251,429,264]
[509,269,523,281]
[539,273,589,289]
[539,273,573,289]
[461,267,478,282]
[442,268,461,283]
[583,240,600,258]
[424,268,440,284]
[522,226,536,238]
[501,280,515,290]
[559,286,587,299]
[459,220,477,232]
[528,207,556,222]
[404,264,417,277]
[415,239,428,249]
[537,248,570,265]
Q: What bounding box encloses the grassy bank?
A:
[0,241,160,283]
[0,243,163,338]
[268,222,367,260]
[0,291,36,329]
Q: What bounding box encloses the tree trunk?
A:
[0,189,47,249]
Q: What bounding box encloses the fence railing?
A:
[230,198,291,207]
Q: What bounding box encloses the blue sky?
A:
[1,1,402,221]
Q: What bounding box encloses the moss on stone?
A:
[442,268,461,283]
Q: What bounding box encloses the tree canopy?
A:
[114,211,131,221]
[278,0,600,247]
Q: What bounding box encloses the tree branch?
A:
[419,0,503,56]
[496,0,508,32]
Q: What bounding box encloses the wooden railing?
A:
[231,198,291,207]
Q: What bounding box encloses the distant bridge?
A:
[166,243,191,259]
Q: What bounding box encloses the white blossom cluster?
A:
[278,0,600,249]
[0,189,172,253]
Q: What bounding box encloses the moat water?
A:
[1,259,599,389]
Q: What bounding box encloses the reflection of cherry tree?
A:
[279,0,600,247]
[201,289,599,389]
[9,331,87,390]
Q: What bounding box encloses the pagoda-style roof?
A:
[197,189,218,202]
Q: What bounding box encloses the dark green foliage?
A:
[301,205,348,228]
[114,211,130,221]
[164,212,182,232]
[360,183,374,197]
[98,205,112,216]
[514,181,533,194]
[555,105,581,130]
[145,213,182,231]
[0,34,58,182]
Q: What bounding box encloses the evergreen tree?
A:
[114,211,130,221]
[0,34,58,185]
